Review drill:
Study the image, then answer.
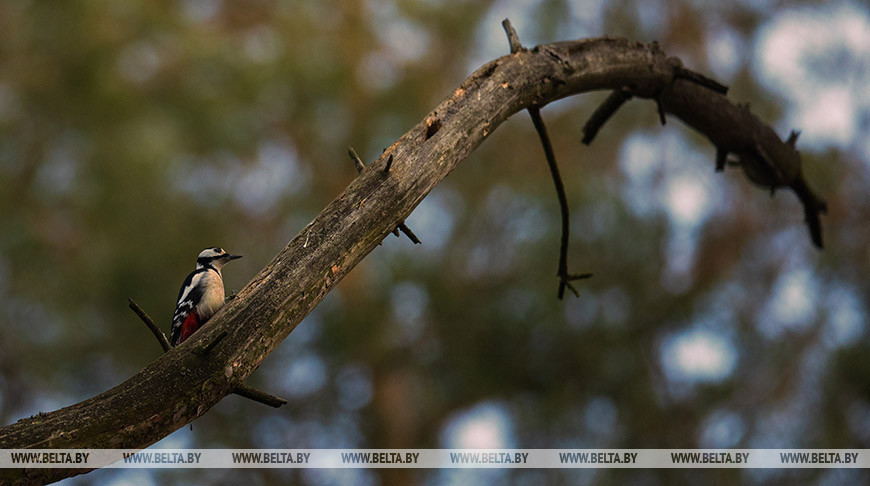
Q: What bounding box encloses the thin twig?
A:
[674,67,729,95]
[233,384,288,408]
[528,107,579,299]
[564,282,580,298]
[128,298,170,352]
[582,88,632,145]
[128,298,287,408]
[397,222,421,244]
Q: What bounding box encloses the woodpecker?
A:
[170,247,242,347]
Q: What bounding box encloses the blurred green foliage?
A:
[0,0,868,484]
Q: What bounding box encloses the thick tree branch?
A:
[0,28,825,484]
[127,299,286,408]
[348,147,421,244]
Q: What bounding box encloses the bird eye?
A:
[214,247,223,253]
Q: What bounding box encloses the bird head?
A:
[196,247,242,270]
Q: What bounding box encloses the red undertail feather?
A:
[178,312,202,345]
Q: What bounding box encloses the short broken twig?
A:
[501,19,523,54]
[193,330,227,356]
[347,146,366,173]
[128,298,287,408]
[397,221,421,244]
[674,66,729,95]
[582,88,632,145]
[234,384,287,408]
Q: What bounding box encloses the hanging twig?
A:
[528,107,593,298]
[503,20,592,299]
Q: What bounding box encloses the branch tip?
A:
[565,282,580,298]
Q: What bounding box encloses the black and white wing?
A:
[169,269,206,346]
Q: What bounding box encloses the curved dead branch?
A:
[0,25,824,484]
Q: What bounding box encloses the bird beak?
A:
[227,254,243,261]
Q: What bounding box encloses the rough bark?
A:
[0,35,823,484]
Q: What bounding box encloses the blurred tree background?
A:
[1,0,868,484]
